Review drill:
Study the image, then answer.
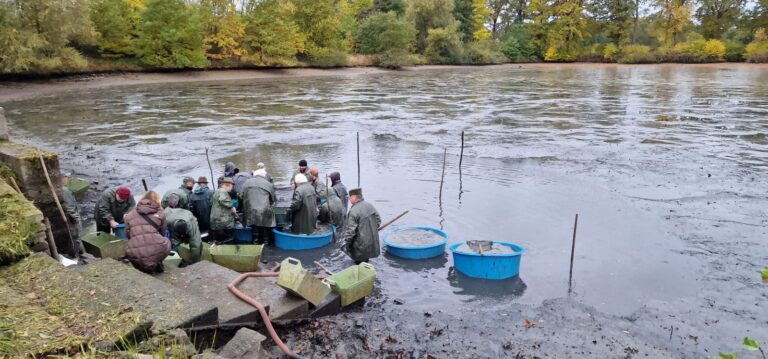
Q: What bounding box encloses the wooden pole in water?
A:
[39,155,74,251]
[378,210,409,232]
[459,131,465,170]
[356,132,360,187]
[439,147,447,203]
[568,214,579,291]
[142,179,148,192]
[205,147,215,186]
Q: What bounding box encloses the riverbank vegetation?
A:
[0,0,767,75]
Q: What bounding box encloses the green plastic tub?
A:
[163,252,182,268]
[178,242,212,263]
[66,178,90,199]
[82,232,126,259]
[209,244,263,273]
[277,257,331,306]
[324,263,376,306]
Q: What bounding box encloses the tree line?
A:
[1,0,767,75]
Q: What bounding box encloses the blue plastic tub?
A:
[383,227,448,259]
[450,242,525,280]
[233,227,253,243]
[273,227,336,250]
[114,224,127,239]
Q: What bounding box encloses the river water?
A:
[4,64,768,317]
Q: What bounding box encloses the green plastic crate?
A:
[209,244,263,272]
[66,178,90,199]
[163,252,182,268]
[277,257,331,306]
[82,232,126,259]
[178,242,212,263]
[324,263,376,306]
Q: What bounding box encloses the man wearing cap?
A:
[290,159,312,186]
[161,176,194,210]
[340,188,381,264]
[94,186,136,234]
[309,168,344,229]
[189,176,213,232]
[210,177,238,242]
[61,172,84,257]
[165,194,202,264]
[240,168,276,244]
[330,171,349,212]
[288,173,318,235]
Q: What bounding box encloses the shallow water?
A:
[5,65,768,315]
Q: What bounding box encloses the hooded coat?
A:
[332,181,349,212]
[189,185,213,232]
[165,208,202,264]
[233,172,253,195]
[341,199,381,263]
[217,162,238,198]
[161,186,191,209]
[210,187,235,230]
[124,199,170,273]
[94,187,136,229]
[314,182,344,229]
[240,175,276,228]
[288,182,317,234]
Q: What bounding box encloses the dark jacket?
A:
[341,199,381,262]
[233,172,252,195]
[189,185,213,232]
[161,186,192,209]
[288,182,317,235]
[165,208,202,264]
[240,175,276,228]
[315,182,344,229]
[94,187,136,229]
[332,181,349,212]
[124,200,170,273]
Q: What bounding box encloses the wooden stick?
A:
[439,147,447,203]
[568,214,579,290]
[9,176,22,194]
[205,147,215,185]
[44,217,59,260]
[314,261,335,276]
[378,210,409,232]
[39,155,74,248]
[459,131,465,170]
[325,175,335,242]
[356,132,360,187]
[142,179,148,192]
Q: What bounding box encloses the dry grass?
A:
[0,187,38,265]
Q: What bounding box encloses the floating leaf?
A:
[743,337,760,351]
[718,353,737,359]
[524,319,535,329]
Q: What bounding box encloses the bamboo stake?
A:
[39,155,74,249]
[142,179,148,192]
[568,214,579,291]
[439,147,447,203]
[205,147,215,185]
[44,217,59,260]
[356,132,360,187]
[459,131,465,170]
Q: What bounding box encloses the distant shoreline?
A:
[1,63,766,104]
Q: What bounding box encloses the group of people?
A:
[85,159,383,273]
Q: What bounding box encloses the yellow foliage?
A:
[472,0,491,41]
[603,43,619,62]
[544,46,558,61]
[705,39,725,59]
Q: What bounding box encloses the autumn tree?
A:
[199,0,245,65]
[290,0,348,63]
[651,0,691,47]
[695,0,744,39]
[91,0,144,58]
[137,0,207,68]
[355,11,417,67]
[407,0,457,50]
[528,0,588,61]
[241,0,305,66]
[587,0,635,44]
[472,0,492,39]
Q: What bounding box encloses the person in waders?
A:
[340,188,381,264]
[330,171,349,212]
[239,168,276,244]
[210,177,237,243]
[61,172,84,257]
[161,176,194,209]
[94,186,135,234]
[165,194,202,265]
[189,176,213,232]
[288,173,317,235]
[290,159,312,186]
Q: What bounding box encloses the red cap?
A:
[116,186,131,200]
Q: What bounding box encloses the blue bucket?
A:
[383,226,448,260]
[450,242,525,280]
[233,227,253,243]
[273,227,336,250]
[114,223,127,239]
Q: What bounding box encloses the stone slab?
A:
[308,292,342,319]
[156,261,262,328]
[217,328,270,359]
[238,274,309,321]
[72,258,219,333]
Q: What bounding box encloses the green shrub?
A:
[377,49,416,68]
[745,28,768,63]
[500,36,538,62]
[354,11,417,69]
[723,40,745,62]
[462,40,505,64]
[576,43,605,62]
[137,0,207,69]
[309,50,349,67]
[617,44,656,64]
[661,37,726,63]
[425,23,463,64]
[603,43,619,62]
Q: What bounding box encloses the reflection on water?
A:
[5,65,768,315]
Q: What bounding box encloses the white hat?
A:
[253,168,267,177]
[294,173,308,184]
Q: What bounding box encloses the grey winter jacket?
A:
[94,187,136,229]
[341,199,381,262]
[239,175,276,228]
[288,182,317,235]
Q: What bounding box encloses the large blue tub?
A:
[114,223,127,239]
[383,227,448,259]
[450,242,525,280]
[273,226,336,250]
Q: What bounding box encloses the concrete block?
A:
[0,107,7,141]
[217,328,270,359]
[238,275,309,321]
[309,292,342,319]
[82,232,126,259]
[156,261,262,328]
